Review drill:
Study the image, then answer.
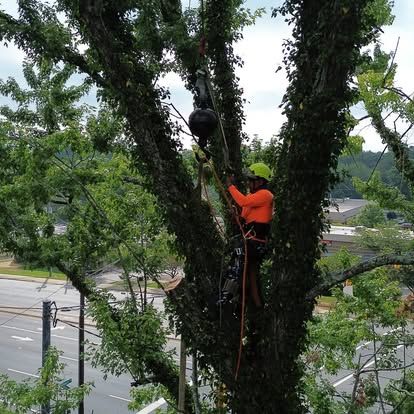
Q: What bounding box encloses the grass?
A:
[111,279,161,290]
[317,295,337,307]
[0,266,66,280]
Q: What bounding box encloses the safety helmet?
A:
[246,163,271,181]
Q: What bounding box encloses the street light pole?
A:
[178,338,186,413]
[78,292,85,414]
[42,299,51,414]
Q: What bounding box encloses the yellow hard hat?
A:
[246,163,271,181]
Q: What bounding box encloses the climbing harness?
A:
[217,235,245,305]
[218,229,266,304]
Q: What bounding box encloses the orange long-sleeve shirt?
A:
[228,185,273,224]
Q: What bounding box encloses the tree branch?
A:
[160,0,199,88]
[371,113,414,183]
[383,86,414,104]
[307,253,414,300]
[0,11,107,88]
[382,36,400,87]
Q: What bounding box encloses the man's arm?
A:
[228,185,272,208]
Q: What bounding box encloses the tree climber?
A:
[219,163,273,309]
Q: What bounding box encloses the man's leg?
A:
[248,260,263,308]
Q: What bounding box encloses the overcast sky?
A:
[1,0,413,152]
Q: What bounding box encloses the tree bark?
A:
[232,1,372,412]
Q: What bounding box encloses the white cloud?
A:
[159,71,186,90]
[243,106,286,141]
[0,43,24,67]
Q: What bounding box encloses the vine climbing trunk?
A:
[226,1,374,412]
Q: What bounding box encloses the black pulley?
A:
[188,107,218,146]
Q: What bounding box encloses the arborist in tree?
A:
[219,163,273,309]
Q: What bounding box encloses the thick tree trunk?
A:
[227,1,372,412]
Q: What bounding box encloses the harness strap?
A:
[246,235,268,244]
[243,224,269,244]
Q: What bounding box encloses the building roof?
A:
[328,198,369,213]
[327,198,369,223]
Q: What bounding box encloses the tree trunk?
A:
[228,1,372,412]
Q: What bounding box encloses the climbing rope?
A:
[196,0,230,170]
[185,7,249,380]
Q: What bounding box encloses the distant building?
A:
[327,198,369,224]
[322,225,376,260]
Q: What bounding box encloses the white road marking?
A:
[109,394,131,402]
[0,324,80,342]
[51,334,77,342]
[0,323,88,344]
[333,373,354,388]
[355,341,371,351]
[362,360,376,369]
[37,326,65,331]
[8,368,39,378]
[0,396,38,413]
[1,325,40,335]
[321,327,404,375]
[334,344,405,387]
[60,355,77,362]
[354,327,402,351]
[11,335,34,342]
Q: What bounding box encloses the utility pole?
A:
[78,292,85,414]
[42,299,51,414]
[178,338,186,413]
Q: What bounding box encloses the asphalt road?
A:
[0,278,187,414]
[6,277,409,412]
[320,324,414,412]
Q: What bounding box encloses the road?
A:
[0,278,188,414]
[6,277,408,413]
[320,325,414,412]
